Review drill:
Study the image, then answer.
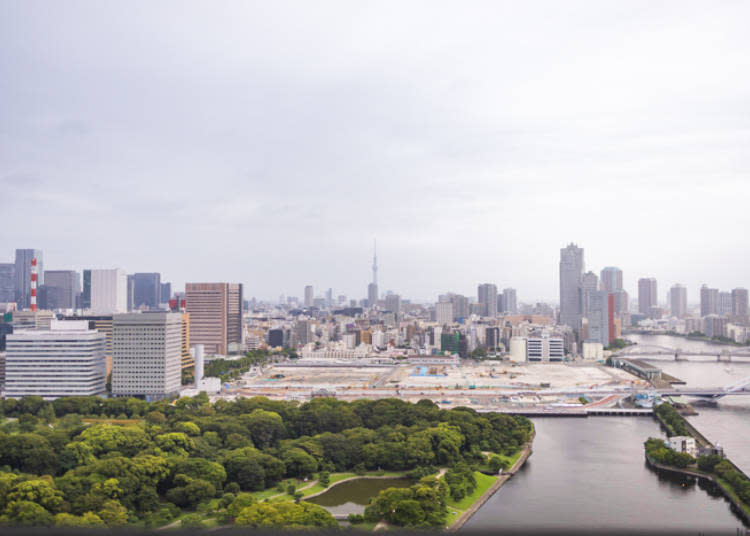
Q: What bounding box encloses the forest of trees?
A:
[0,394,532,529]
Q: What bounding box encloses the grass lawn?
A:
[715,477,750,518]
[444,471,498,511]
[495,449,523,470]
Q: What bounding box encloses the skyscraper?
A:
[581,271,599,317]
[718,292,733,316]
[435,302,454,326]
[477,283,498,317]
[14,249,43,309]
[385,293,401,316]
[132,272,161,309]
[80,269,92,309]
[638,278,658,315]
[43,270,81,310]
[502,288,518,314]
[304,285,314,307]
[368,240,378,308]
[0,263,15,302]
[700,285,718,317]
[586,290,612,347]
[112,312,182,400]
[90,269,128,314]
[731,288,749,318]
[160,282,172,303]
[185,283,243,355]
[600,267,623,292]
[670,284,687,318]
[559,243,584,329]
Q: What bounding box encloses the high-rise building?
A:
[294,319,313,346]
[80,269,92,309]
[731,288,749,318]
[90,269,128,314]
[586,290,612,347]
[638,278,658,315]
[111,312,182,400]
[185,283,244,355]
[385,294,401,315]
[497,294,505,314]
[0,263,15,302]
[367,283,378,309]
[62,315,114,377]
[449,294,469,321]
[670,284,687,318]
[42,270,81,310]
[718,292,733,316]
[477,283,498,317]
[304,285,314,308]
[14,249,43,309]
[180,313,192,370]
[132,273,161,310]
[325,288,333,306]
[502,288,518,314]
[559,243,584,329]
[160,282,172,303]
[581,272,599,317]
[600,267,623,292]
[700,285,718,317]
[436,302,453,326]
[5,320,106,399]
[126,275,135,311]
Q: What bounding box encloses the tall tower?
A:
[368,239,379,308]
[559,243,584,330]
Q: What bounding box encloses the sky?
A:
[1,1,750,304]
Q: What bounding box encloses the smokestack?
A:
[194,344,204,384]
[30,257,38,311]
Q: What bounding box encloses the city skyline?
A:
[3,2,750,301]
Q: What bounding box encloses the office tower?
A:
[185,283,243,355]
[132,273,161,309]
[670,284,687,318]
[268,328,284,347]
[477,283,498,317]
[559,244,584,329]
[385,294,401,315]
[436,302,454,326]
[304,285,314,307]
[10,310,55,330]
[367,283,378,308]
[62,314,114,377]
[126,275,135,311]
[111,312,182,400]
[5,320,106,399]
[325,288,333,306]
[42,270,81,309]
[450,294,469,321]
[0,263,14,302]
[600,267,623,292]
[732,288,749,318]
[638,278,658,315]
[497,294,505,314]
[89,269,128,314]
[581,272,599,317]
[294,319,313,345]
[160,282,172,303]
[700,285,718,317]
[587,290,612,347]
[611,289,629,315]
[718,292,733,316]
[502,288,518,314]
[80,269,92,309]
[14,249,43,309]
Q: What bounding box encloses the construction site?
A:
[220,360,648,413]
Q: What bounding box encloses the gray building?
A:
[718,291,733,316]
[14,249,43,309]
[502,288,518,314]
[581,271,599,317]
[0,263,15,302]
[294,319,313,345]
[5,320,106,399]
[304,285,314,308]
[160,282,172,303]
[559,243,584,329]
[700,285,718,317]
[42,270,81,310]
[586,290,610,347]
[638,278,658,316]
[80,269,92,309]
[367,282,378,308]
[132,272,161,309]
[477,283,498,317]
[600,267,623,292]
[732,288,749,318]
[112,312,182,400]
[384,293,401,316]
[670,284,687,318]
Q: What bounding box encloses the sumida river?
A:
[464,334,750,533]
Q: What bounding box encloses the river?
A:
[464,334,750,533]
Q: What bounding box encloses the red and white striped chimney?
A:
[30,257,38,311]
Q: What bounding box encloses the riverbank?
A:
[447,427,535,531]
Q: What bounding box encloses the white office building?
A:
[91,269,128,314]
[526,331,565,362]
[4,320,106,399]
[112,312,182,400]
[436,302,454,326]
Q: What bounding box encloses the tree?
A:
[7,479,65,513]
[235,501,337,528]
[2,500,54,526]
[181,513,203,528]
[240,409,286,449]
[282,447,318,478]
[155,432,195,457]
[393,499,425,526]
[97,499,128,526]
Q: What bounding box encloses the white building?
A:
[90,269,128,314]
[526,332,564,361]
[582,341,604,360]
[4,320,106,399]
[509,336,526,363]
[668,436,697,458]
[112,312,182,400]
[436,302,453,326]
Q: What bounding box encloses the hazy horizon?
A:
[2,1,750,302]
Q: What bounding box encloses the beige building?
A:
[185,283,243,355]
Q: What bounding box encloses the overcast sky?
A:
[2,1,749,304]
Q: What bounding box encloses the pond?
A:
[305,477,414,516]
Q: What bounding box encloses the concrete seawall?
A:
[448,428,535,532]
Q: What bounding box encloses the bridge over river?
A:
[615,343,750,361]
